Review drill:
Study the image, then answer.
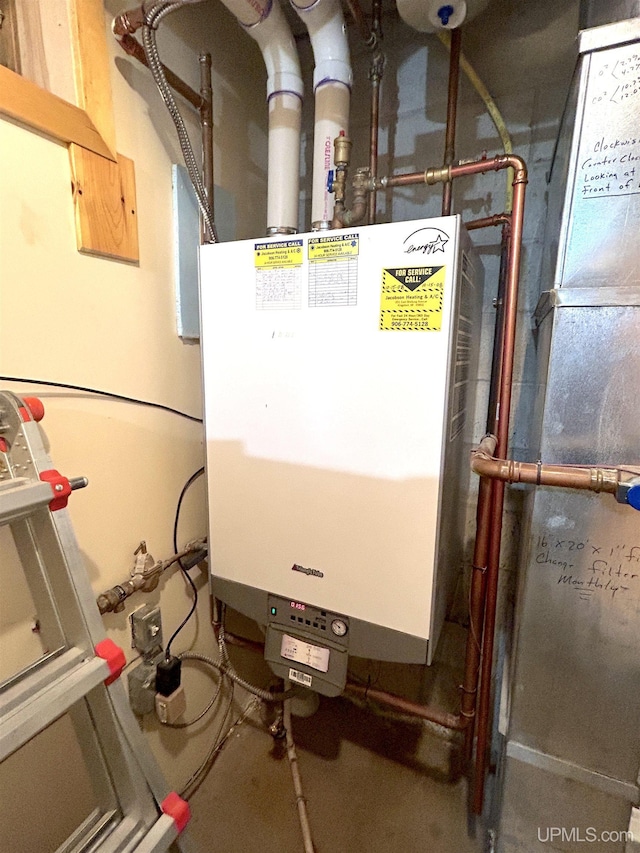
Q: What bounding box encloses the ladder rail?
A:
[0,391,196,853]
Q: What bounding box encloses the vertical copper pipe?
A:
[486,223,511,433]
[441,27,462,216]
[199,53,215,244]
[368,0,383,225]
[342,0,375,45]
[461,475,493,762]
[368,74,381,224]
[471,172,527,814]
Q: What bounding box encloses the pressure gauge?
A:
[331,618,348,637]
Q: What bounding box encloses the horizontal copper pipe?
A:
[471,435,622,494]
[465,213,511,231]
[117,33,204,110]
[379,171,428,188]
[343,683,466,731]
[428,154,529,187]
[219,624,468,730]
[379,154,527,193]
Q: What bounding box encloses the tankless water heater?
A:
[200,216,483,695]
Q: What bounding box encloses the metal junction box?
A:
[200,216,483,694]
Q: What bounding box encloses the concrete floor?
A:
[187,624,487,853]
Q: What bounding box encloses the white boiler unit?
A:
[200,216,483,695]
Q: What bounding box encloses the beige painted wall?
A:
[0,2,267,804]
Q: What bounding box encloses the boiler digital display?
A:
[290,601,306,611]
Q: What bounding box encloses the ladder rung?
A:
[0,650,109,761]
[0,477,53,525]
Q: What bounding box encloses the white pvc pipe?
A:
[290,0,352,228]
[219,0,303,232]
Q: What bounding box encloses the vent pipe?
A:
[221,0,303,233]
[291,0,352,229]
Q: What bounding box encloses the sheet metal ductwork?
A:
[496,13,640,851]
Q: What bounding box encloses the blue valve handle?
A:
[438,4,455,26]
[626,483,640,511]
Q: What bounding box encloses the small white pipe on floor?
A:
[290,0,352,229]
[220,0,303,233]
[284,698,315,853]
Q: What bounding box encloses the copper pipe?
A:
[471,436,622,494]
[217,620,468,730]
[344,683,466,730]
[379,170,428,188]
[442,28,462,216]
[465,212,511,231]
[368,69,381,224]
[486,223,511,432]
[342,0,376,45]
[117,33,203,110]
[367,0,383,225]
[468,161,526,813]
[471,476,504,811]
[113,4,148,36]
[213,605,471,731]
[461,475,492,762]
[200,53,215,244]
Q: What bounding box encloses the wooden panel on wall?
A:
[69,146,139,263]
[0,65,113,159]
[69,0,117,159]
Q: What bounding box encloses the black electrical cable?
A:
[0,376,203,424]
[165,466,206,658]
[173,467,205,570]
[165,565,198,660]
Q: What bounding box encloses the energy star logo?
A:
[403,227,449,255]
[291,563,324,579]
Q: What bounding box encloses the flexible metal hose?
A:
[181,651,300,702]
[142,1,218,239]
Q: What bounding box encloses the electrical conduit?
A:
[290,0,352,229]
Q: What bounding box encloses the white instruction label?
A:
[289,668,313,688]
[281,634,330,673]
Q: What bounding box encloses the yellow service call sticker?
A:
[380,266,445,331]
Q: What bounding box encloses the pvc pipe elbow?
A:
[245,0,304,99]
[314,59,352,92]
[290,0,352,90]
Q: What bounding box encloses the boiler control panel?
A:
[264,595,349,696]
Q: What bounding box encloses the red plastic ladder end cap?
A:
[161,792,191,834]
[23,397,45,422]
[39,470,72,511]
[95,638,126,685]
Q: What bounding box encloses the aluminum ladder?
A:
[0,390,196,853]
